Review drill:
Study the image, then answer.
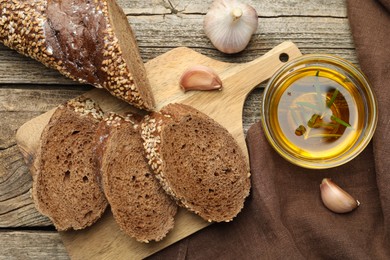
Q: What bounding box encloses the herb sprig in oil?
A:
[294,71,351,139]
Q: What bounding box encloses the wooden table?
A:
[0,0,357,258]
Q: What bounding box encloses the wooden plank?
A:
[129,15,354,53]
[0,87,91,148]
[0,230,69,259]
[116,0,347,17]
[0,15,356,84]
[116,0,170,15]
[0,87,91,112]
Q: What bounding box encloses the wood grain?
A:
[15,42,302,259]
[115,0,347,17]
[0,230,68,259]
[0,145,50,227]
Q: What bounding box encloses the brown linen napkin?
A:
[347,0,390,238]
[148,1,390,259]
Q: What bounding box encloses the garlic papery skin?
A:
[204,0,258,54]
[320,178,360,214]
[179,65,223,92]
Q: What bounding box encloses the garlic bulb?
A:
[179,65,223,92]
[320,178,360,214]
[204,0,258,54]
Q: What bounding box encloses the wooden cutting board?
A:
[15,41,302,259]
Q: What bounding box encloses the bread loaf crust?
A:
[33,97,108,231]
[141,103,251,222]
[0,0,155,110]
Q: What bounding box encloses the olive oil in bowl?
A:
[262,55,377,169]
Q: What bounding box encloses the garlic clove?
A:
[320,178,360,214]
[179,65,223,92]
[204,0,258,54]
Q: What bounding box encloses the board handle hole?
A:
[279,53,289,63]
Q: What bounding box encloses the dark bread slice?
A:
[96,112,177,243]
[33,97,108,231]
[141,103,251,222]
[0,0,155,110]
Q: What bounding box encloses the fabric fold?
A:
[347,0,390,244]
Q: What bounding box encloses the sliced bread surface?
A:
[141,103,251,222]
[96,112,177,242]
[33,97,108,231]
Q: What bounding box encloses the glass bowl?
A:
[261,54,378,169]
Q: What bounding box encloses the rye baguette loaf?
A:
[0,0,155,110]
[141,103,251,222]
[33,97,108,231]
[95,112,177,242]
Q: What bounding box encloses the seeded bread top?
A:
[66,97,105,120]
[141,103,251,222]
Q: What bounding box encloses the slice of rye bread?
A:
[141,103,251,222]
[0,0,155,111]
[32,97,108,231]
[95,112,177,242]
